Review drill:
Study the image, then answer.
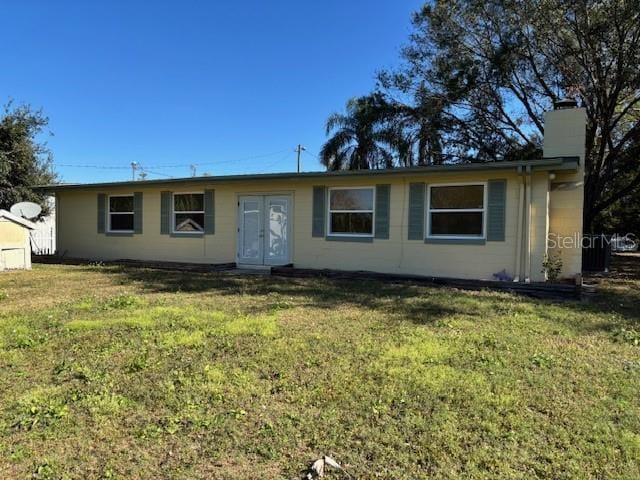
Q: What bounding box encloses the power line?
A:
[53,148,292,171]
[52,146,318,180]
[142,169,174,178]
[148,149,292,168]
[53,164,131,169]
[257,151,295,173]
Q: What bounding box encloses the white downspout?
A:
[397,177,407,270]
[524,166,532,283]
[513,167,524,282]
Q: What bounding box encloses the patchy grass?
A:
[0,262,639,479]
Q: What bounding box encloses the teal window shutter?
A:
[133,192,143,234]
[487,179,507,241]
[375,184,390,239]
[160,191,171,235]
[204,189,215,234]
[408,182,425,240]
[97,193,106,234]
[312,186,326,237]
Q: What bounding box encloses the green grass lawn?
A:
[0,262,639,479]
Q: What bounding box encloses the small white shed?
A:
[0,209,36,271]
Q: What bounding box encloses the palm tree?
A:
[382,86,449,166]
[320,94,395,170]
[320,89,451,170]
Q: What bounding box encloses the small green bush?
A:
[542,253,563,282]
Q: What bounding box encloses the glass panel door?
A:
[237,195,291,266]
[264,196,289,265]
[238,196,263,265]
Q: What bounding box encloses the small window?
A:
[108,195,134,232]
[328,187,374,236]
[428,184,485,237]
[173,193,205,233]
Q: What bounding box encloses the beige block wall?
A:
[548,173,584,276]
[56,169,558,281]
[528,172,550,282]
[543,107,586,278]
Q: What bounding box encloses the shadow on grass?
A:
[86,265,472,326]
[582,288,640,328]
[59,252,640,333]
[581,253,640,329]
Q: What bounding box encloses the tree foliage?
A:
[320,94,396,170]
[597,196,640,237]
[321,90,451,169]
[321,0,640,232]
[0,101,57,215]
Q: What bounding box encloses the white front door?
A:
[238,195,291,266]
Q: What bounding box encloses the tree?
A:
[383,0,640,232]
[0,101,57,215]
[324,0,640,233]
[597,193,640,238]
[376,84,452,166]
[321,88,453,169]
[320,94,396,170]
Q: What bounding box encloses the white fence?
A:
[30,228,56,255]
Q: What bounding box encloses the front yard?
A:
[0,261,639,479]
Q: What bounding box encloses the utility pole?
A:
[131,162,138,181]
[296,144,306,173]
[190,164,197,177]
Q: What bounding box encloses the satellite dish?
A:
[10,202,42,220]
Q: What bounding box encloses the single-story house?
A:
[45,106,585,283]
[0,209,36,271]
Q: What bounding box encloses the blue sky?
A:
[2,1,423,183]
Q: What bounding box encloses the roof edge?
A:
[0,209,37,229]
[40,156,579,192]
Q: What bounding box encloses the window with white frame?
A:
[173,193,205,233]
[108,195,134,232]
[427,184,485,237]
[328,187,374,236]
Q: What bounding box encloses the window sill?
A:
[170,232,205,238]
[106,231,135,237]
[425,237,486,245]
[326,235,374,243]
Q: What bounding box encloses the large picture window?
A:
[108,195,134,232]
[427,184,485,238]
[173,193,205,233]
[328,187,374,236]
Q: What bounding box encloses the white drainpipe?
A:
[513,166,525,282]
[524,165,533,283]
